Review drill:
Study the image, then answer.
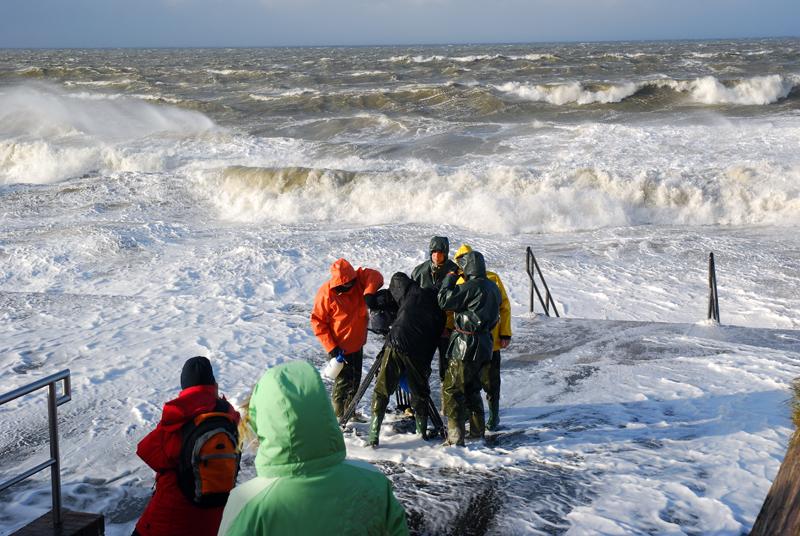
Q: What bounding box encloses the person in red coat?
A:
[133,356,240,536]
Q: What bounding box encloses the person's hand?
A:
[499,337,511,349]
[440,272,458,290]
[329,346,343,358]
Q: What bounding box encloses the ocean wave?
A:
[382,53,557,64]
[63,91,184,104]
[0,84,215,184]
[63,79,138,88]
[655,74,796,105]
[0,140,171,185]
[246,84,507,116]
[249,88,321,101]
[495,75,799,106]
[348,70,389,77]
[9,65,127,80]
[495,81,639,105]
[198,163,800,234]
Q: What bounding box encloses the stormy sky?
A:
[1,0,798,48]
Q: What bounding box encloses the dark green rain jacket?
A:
[437,251,501,363]
[411,236,460,291]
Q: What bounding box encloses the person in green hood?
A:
[437,250,501,446]
[217,360,408,536]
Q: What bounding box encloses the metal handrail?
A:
[708,252,721,324]
[0,369,72,529]
[525,247,560,317]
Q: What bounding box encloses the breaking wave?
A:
[0,84,215,184]
[247,75,798,113]
[657,74,796,105]
[383,53,558,64]
[496,81,639,105]
[199,163,800,234]
[495,74,799,106]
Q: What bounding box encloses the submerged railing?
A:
[708,252,721,324]
[526,247,560,317]
[0,370,72,530]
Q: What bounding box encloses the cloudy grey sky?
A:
[1,0,798,48]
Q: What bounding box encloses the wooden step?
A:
[11,510,104,536]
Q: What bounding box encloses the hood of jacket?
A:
[453,243,472,266]
[249,360,346,477]
[329,258,357,288]
[389,271,414,306]
[428,236,450,258]
[460,250,487,279]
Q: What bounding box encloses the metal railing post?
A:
[47,382,63,529]
[526,247,560,318]
[708,252,720,324]
[0,370,71,530]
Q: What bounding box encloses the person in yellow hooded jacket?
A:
[452,244,512,432]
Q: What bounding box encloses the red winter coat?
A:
[311,258,384,355]
[135,384,240,536]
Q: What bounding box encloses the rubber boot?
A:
[368,413,383,448]
[368,397,388,448]
[444,419,465,447]
[486,399,500,432]
[415,410,430,441]
[467,411,485,439]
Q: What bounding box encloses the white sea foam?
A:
[662,74,795,105]
[196,160,800,234]
[63,79,138,88]
[495,81,639,105]
[383,53,557,64]
[349,70,388,77]
[248,87,320,101]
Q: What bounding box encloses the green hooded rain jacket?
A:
[217,360,408,536]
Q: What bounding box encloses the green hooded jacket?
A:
[217,361,408,536]
[438,251,501,363]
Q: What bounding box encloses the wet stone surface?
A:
[377,442,597,536]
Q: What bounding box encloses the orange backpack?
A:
[177,399,240,508]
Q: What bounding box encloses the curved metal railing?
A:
[0,369,72,529]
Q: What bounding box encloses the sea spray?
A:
[0,84,216,184]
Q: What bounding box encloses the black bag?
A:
[368,289,397,335]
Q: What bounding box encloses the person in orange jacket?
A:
[311,258,384,419]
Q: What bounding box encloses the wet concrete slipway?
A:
[325,317,798,535]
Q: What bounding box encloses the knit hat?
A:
[180,356,216,389]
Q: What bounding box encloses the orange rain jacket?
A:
[311,258,384,355]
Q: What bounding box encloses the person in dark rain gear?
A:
[438,251,501,446]
[311,258,384,419]
[368,272,444,447]
[453,244,512,431]
[134,356,240,536]
[410,236,459,383]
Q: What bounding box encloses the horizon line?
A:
[1,34,798,51]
